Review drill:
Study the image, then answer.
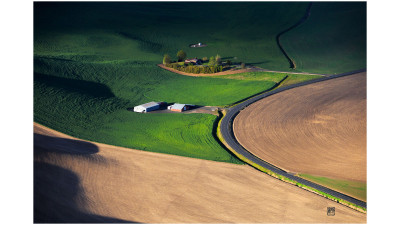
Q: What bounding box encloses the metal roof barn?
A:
[133,101,160,113]
[168,103,188,112]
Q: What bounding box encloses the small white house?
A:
[133,101,160,113]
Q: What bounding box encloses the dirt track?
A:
[34,123,366,223]
[234,72,366,182]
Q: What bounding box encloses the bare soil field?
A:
[34,123,366,223]
[234,72,366,182]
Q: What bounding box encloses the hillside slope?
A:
[280,2,366,74]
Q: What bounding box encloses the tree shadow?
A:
[34,135,137,223]
[246,61,270,66]
[34,133,99,156]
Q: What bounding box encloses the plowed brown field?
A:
[234,72,366,182]
[34,123,366,223]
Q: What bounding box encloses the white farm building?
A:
[133,101,161,113]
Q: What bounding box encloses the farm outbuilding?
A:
[168,103,190,112]
[133,101,161,113]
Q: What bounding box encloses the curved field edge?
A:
[216,109,366,213]
[279,2,366,74]
[298,174,366,202]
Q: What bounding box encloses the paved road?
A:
[220,68,367,209]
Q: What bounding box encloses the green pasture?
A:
[298,173,366,201]
[280,2,366,74]
[280,74,323,87]
[34,56,284,163]
[210,71,322,84]
[35,2,310,70]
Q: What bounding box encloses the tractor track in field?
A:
[219,68,367,210]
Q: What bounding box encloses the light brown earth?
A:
[34,123,366,223]
[234,72,366,182]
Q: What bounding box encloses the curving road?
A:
[220,68,367,209]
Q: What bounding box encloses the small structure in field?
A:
[185,58,202,65]
[133,101,163,113]
[168,103,191,112]
[189,42,207,48]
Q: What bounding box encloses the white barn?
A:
[168,103,192,112]
[133,101,160,113]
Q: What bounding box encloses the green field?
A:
[298,174,366,201]
[35,2,310,70]
[35,55,289,163]
[34,2,365,164]
[280,2,366,74]
[210,71,323,84]
[280,74,323,87]
[34,2,311,163]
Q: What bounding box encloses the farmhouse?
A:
[133,101,161,113]
[168,103,190,112]
[185,58,202,65]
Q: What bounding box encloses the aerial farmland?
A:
[34,1,367,223]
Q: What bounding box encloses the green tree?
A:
[209,56,215,66]
[215,54,221,66]
[202,56,208,62]
[163,54,171,65]
[177,50,187,62]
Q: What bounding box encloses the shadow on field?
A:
[34,162,135,223]
[34,135,137,223]
[247,60,270,66]
[34,73,115,98]
[34,133,99,155]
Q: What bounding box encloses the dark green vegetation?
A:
[280,2,366,74]
[280,74,323,87]
[298,174,366,202]
[165,63,224,74]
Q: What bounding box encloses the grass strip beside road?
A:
[298,174,366,202]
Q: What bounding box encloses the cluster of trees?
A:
[165,63,223,74]
[207,54,222,66]
[163,51,225,65]
[163,50,187,65]
[162,50,230,74]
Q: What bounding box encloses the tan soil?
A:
[234,72,366,182]
[158,64,251,77]
[34,123,366,223]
